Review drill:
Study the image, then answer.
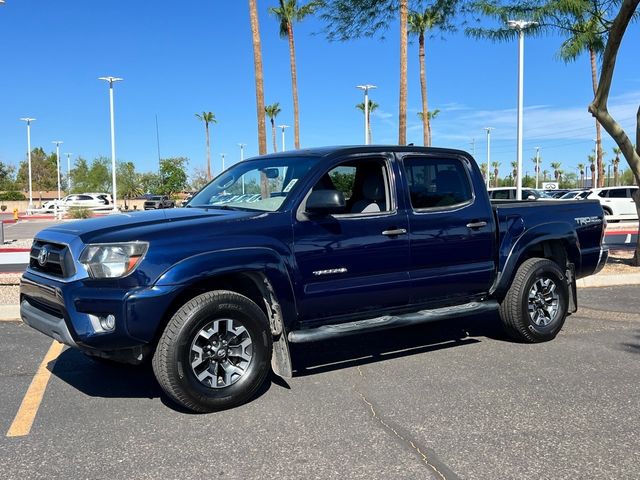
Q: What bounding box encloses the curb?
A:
[577,273,640,288]
[0,305,20,322]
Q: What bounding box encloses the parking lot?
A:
[1,286,638,479]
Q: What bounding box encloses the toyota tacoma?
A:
[20,146,608,412]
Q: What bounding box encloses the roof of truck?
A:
[245,145,472,160]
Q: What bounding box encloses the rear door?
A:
[399,153,496,306]
[292,155,411,322]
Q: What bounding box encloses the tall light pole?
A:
[278,125,290,152]
[535,146,540,189]
[98,76,123,213]
[508,19,537,200]
[19,118,36,212]
[356,84,377,145]
[65,153,73,193]
[484,127,493,188]
[52,141,63,219]
[238,144,246,194]
[220,153,226,172]
[593,138,598,187]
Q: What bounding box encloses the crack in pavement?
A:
[354,366,460,480]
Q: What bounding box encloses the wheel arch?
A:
[492,223,579,300]
[151,248,296,377]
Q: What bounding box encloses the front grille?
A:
[29,240,76,278]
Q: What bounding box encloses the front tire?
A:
[152,291,272,412]
[499,258,569,343]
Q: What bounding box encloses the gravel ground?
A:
[0,285,19,305]
[1,238,33,249]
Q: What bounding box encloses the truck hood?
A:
[41,207,262,244]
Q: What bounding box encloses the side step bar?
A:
[288,300,499,343]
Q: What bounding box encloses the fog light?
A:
[100,314,116,331]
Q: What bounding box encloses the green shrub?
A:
[0,191,26,201]
[68,207,93,219]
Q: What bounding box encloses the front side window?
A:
[189,156,317,212]
[404,157,473,209]
[308,158,391,214]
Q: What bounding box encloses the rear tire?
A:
[152,290,272,413]
[499,258,569,343]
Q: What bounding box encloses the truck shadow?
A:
[291,310,509,376]
[48,311,509,410]
[49,349,276,413]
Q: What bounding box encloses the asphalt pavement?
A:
[1,286,639,479]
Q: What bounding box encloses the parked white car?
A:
[37,193,112,213]
[583,186,638,219]
[488,187,554,201]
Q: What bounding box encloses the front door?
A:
[292,155,411,322]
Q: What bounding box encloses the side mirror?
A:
[306,190,346,215]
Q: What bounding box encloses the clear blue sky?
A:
[0,1,638,181]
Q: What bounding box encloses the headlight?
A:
[79,242,148,278]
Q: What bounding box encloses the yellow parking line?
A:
[6,340,64,437]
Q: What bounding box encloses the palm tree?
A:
[550,162,562,182]
[249,0,268,199]
[542,170,549,182]
[270,0,320,150]
[511,161,518,185]
[356,100,379,144]
[408,8,439,146]
[417,109,440,145]
[491,161,500,188]
[577,163,585,188]
[265,103,282,153]
[587,154,596,187]
[399,0,408,145]
[195,112,217,180]
[557,12,607,187]
[612,147,621,186]
[480,162,488,181]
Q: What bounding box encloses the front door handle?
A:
[466,221,487,229]
[382,228,407,236]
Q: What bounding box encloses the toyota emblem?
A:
[37,246,50,266]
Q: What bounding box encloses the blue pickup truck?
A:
[20,146,608,412]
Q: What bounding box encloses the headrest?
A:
[363,175,385,201]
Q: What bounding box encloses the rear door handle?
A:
[466,221,487,229]
[382,228,407,236]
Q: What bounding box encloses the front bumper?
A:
[20,271,181,351]
[21,299,78,347]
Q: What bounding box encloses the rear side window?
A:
[403,157,472,209]
[609,188,628,198]
[491,190,512,200]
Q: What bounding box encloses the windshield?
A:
[189,156,318,211]
[560,191,577,199]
